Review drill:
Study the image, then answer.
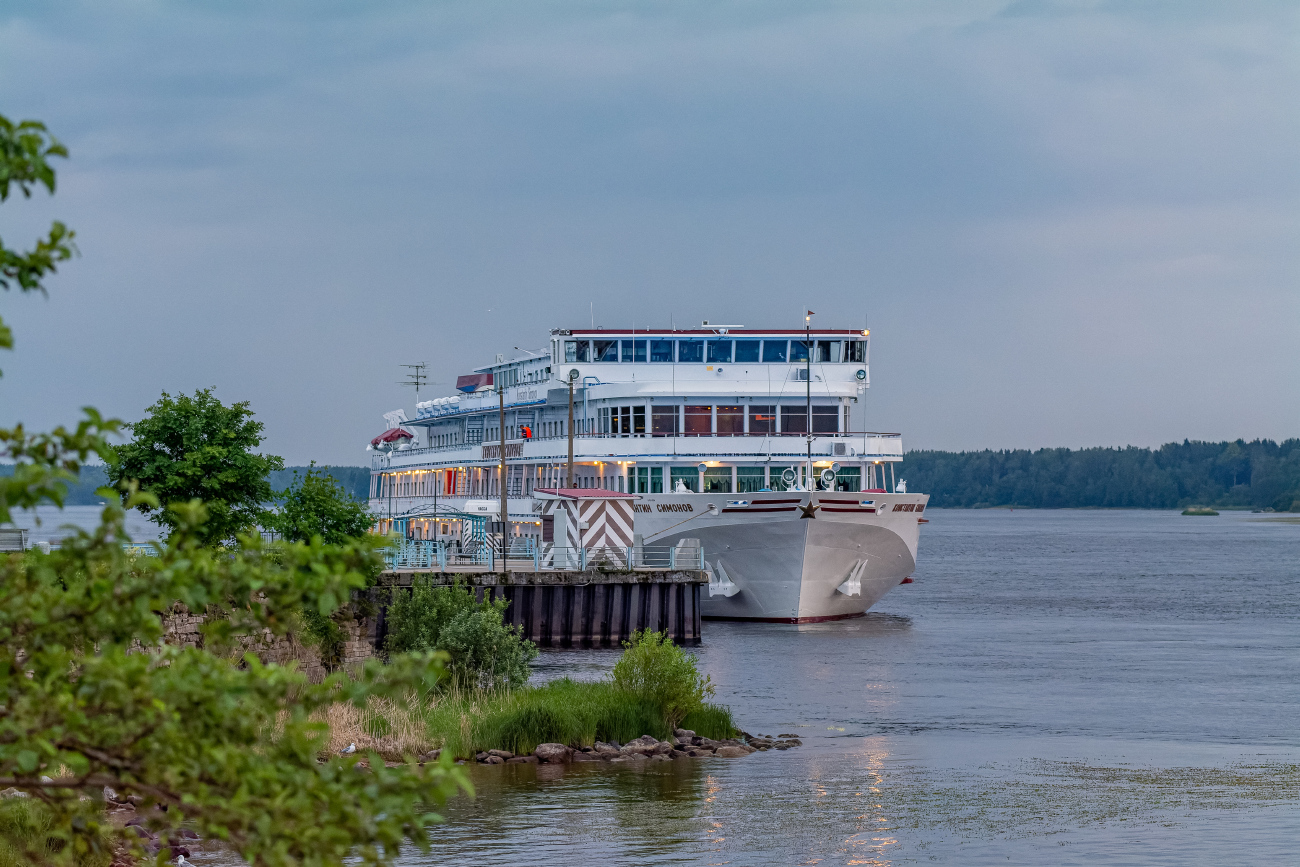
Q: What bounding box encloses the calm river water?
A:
[420,509,1299,866]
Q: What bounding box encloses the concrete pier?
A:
[379,569,707,647]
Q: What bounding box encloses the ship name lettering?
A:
[656,503,694,513]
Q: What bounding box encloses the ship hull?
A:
[638,492,928,622]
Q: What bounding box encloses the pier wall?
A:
[377,570,706,648]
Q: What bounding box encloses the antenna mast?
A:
[398,363,429,401]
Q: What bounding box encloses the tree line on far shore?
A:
[17,437,1300,512]
[901,439,1300,511]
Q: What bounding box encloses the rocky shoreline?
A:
[461,729,803,766]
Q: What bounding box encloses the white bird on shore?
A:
[339,743,356,755]
[174,857,191,867]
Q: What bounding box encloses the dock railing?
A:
[383,539,705,573]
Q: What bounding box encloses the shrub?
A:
[611,629,715,730]
[385,579,537,691]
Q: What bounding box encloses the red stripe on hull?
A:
[703,612,868,624]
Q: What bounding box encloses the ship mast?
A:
[805,310,813,490]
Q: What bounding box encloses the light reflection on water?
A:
[412,510,1300,866]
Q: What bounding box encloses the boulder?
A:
[475,752,489,762]
[571,751,602,762]
[534,743,572,764]
[506,755,539,764]
[778,733,799,738]
[620,741,657,756]
[487,749,514,760]
[688,748,714,758]
[649,754,672,762]
[419,749,441,763]
[674,729,696,740]
[670,749,691,759]
[651,741,674,756]
[483,755,505,765]
[715,746,750,758]
[622,752,649,762]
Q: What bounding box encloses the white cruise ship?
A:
[368,324,929,622]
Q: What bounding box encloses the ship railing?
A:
[383,541,705,572]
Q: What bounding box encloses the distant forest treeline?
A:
[900,439,1300,511]
[7,439,1300,511]
[0,465,372,506]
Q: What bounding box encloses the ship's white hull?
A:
[636,492,928,621]
[376,490,929,622]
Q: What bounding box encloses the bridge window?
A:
[594,339,619,362]
[814,340,840,363]
[677,340,704,363]
[706,340,732,363]
[735,339,760,362]
[621,339,647,363]
[564,340,590,363]
[834,467,862,491]
[761,340,787,362]
[790,340,810,363]
[844,340,865,363]
[650,339,675,362]
[781,406,807,434]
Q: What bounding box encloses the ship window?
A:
[594,339,619,362]
[706,340,732,363]
[633,405,645,434]
[790,340,810,362]
[651,406,678,435]
[814,340,840,363]
[834,467,862,491]
[650,339,675,362]
[812,405,839,433]
[781,406,807,434]
[565,340,590,363]
[622,339,647,363]
[736,467,766,493]
[703,467,732,493]
[749,405,775,434]
[684,405,711,435]
[677,340,704,363]
[734,339,760,363]
[844,340,865,363]
[670,466,698,493]
[761,340,787,363]
[716,405,743,434]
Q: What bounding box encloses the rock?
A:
[651,741,674,756]
[715,746,750,758]
[623,752,649,762]
[688,748,714,758]
[179,829,201,840]
[649,754,672,762]
[778,733,798,738]
[620,741,656,756]
[674,729,696,740]
[506,755,539,764]
[103,786,120,803]
[670,749,690,759]
[534,743,572,764]
[608,756,629,763]
[487,749,514,760]
[774,743,791,750]
[475,752,489,762]
[594,743,621,758]
[0,788,28,799]
[483,755,505,765]
[571,751,601,762]
[419,750,441,762]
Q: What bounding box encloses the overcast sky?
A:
[1,1,1296,465]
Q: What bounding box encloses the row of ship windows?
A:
[563,338,865,365]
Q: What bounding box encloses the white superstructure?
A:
[369,325,928,622]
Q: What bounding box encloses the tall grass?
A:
[0,798,113,867]
[421,679,737,758]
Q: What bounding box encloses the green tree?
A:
[108,388,284,545]
[611,629,714,730]
[274,462,373,544]
[1,113,471,866]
